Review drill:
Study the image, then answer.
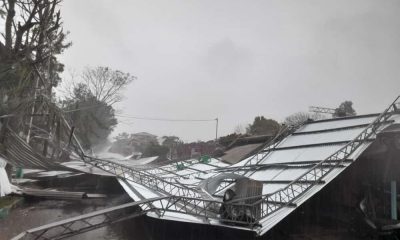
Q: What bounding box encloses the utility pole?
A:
[215,118,219,144]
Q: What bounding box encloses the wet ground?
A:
[0,172,257,240]
[1,194,129,240]
[1,194,257,240]
[0,171,373,240]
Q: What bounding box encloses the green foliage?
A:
[142,142,169,158]
[63,84,117,149]
[114,132,130,142]
[0,62,33,97]
[246,116,281,136]
[334,101,356,118]
[0,0,70,95]
[218,133,241,147]
[0,196,21,209]
[161,136,181,147]
[109,132,133,156]
[110,132,165,157]
[284,112,325,126]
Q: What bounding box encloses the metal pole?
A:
[26,77,39,144]
[391,180,397,220]
[215,118,218,143]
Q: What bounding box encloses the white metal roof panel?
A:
[112,109,400,236]
[258,144,347,164]
[262,183,288,194]
[297,115,377,133]
[279,128,365,148]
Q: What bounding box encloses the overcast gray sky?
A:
[60,0,400,142]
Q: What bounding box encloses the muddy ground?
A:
[0,172,257,240]
[0,170,376,240]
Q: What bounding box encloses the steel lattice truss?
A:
[254,96,400,219]
[9,94,400,239]
[309,106,336,114]
[212,124,304,194]
[70,96,400,226]
[152,124,305,187]
[11,197,160,240]
[83,156,205,198]
[11,196,255,240]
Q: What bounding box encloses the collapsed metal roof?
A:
[8,96,400,239]
[111,111,398,235]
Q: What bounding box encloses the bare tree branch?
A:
[5,0,15,49]
[80,67,135,106]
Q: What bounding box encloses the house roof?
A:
[221,143,263,164]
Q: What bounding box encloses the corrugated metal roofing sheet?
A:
[115,111,400,235]
[297,115,379,133]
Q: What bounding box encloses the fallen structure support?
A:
[19,188,88,200]
[11,197,165,240]
[6,94,400,237]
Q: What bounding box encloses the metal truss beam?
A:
[292,122,393,136]
[84,156,204,198]
[268,139,375,151]
[308,113,381,124]
[9,93,400,238]
[309,106,335,114]
[254,96,400,221]
[11,197,164,240]
[12,195,262,240]
[214,160,350,173]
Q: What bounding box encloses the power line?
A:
[63,104,105,113]
[115,114,217,122]
[62,104,217,123]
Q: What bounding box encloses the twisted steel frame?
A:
[9,94,400,239]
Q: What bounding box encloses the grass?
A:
[0,196,21,209]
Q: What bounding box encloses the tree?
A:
[334,101,356,118]
[0,0,70,61]
[114,132,130,142]
[0,0,70,146]
[284,112,326,126]
[109,132,135,156]
[63,84,117,149]
[218,133,241,147]
[60,66,134,149]
[142,142,169,158]
[234,124,246,134]
[109,132,171,158]
[0,0,70,166]
[161,136,181,148]
[246,116,280,136]
[0,0,70,93]
[80,66,135,105]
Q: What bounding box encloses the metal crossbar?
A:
[252,96,400,220]
[162,125,307,194]
[213,123,307,194]
[11,197,164,240]
[83,156,203,198]
[65,96,400,227]
[11,196,257,240]
[8,93,400,237]
[309,106,336,114]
